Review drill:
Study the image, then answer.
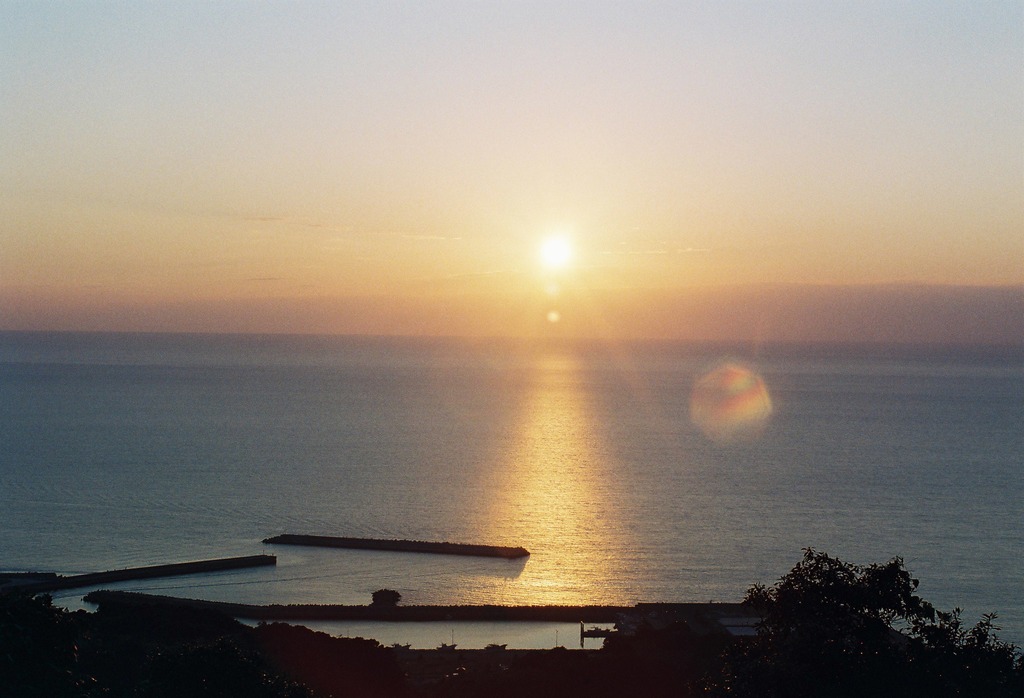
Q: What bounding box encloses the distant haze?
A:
[2,283,1021,347]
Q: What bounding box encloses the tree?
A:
[708,549,1024,697]
[371,589,401,607]
[138,638,311,698]
[0,593,86,698]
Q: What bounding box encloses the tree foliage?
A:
[371,588,402,607]
[138,638,311,698]
[710,548,1024,697]
[1,593,88,697]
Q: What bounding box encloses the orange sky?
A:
[2,3,1022,343]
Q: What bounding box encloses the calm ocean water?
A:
[1,332,1021,647]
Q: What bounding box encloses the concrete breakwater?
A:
[263,534,530,559]
[0,572,58,592]
[84,590,628,623]
[8,555,277,593]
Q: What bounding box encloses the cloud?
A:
[440,269,517,279]
[401,234,463,241]
[243,215,356,235]
[601,246,710,255]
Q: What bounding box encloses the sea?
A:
[1,331,1021,649]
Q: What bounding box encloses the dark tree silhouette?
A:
[254,623,407,698]
[138,638,311,698]
[0,593,84,698]
[708,548,1024,697]
[371,588,402,607]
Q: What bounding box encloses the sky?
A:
[1,1,1022,343]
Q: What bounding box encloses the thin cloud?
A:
[402,234,463,241]
[243,215,355,235]
[418,269,521,285]
[601,248,672,255]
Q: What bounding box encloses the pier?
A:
[263,534,529,559]
[7,555,277,594]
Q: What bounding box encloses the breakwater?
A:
[9,555,276,593]
[84,590,628,622]
[263,534,529,559]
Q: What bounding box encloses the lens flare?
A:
[689,363,772,443]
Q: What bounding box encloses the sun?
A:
[539,236,572,270]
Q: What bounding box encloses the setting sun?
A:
[540,237,572,270]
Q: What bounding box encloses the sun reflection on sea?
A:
[484,350,625,606]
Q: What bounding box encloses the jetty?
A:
[82,592,757,644]
[263,534,529,559]
[84,590,627,622]
[0,572,58,592]
[6,555,276,594]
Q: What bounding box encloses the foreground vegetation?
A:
[2,550,1021,697]
[708,549,1023,697]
